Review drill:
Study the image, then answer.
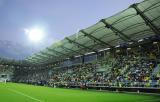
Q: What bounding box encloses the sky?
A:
[0,0,143,51]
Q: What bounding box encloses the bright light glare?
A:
[25,28,44,42]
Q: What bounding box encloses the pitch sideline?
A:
[7,88,44,102]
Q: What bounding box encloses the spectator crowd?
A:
[13,43,160,88]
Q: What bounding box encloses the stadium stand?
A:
[0,0,160,93]
[9,40,160,94]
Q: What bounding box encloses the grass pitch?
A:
[0,83,159,102]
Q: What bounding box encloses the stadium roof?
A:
[26,0,160,65]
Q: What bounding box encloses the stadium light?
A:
[138,39,144,42]
[98,48,110,52]
[128,42,133,45]
[25,27,44,43]
[127,48,131,50]
[153,42,158,45]
[85,52,95,55]
[66,58,70,60]
[75,55,82,58]
[115,45,120,48]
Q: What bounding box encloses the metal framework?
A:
[100,19,136,42]
[65,37,98,53]
[40,51,57,59]
[130,3,160,35]
[46,47,68,57]
[61,46,84,55]
[80,30,114,48]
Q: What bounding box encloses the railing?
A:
[64,81,160,93]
